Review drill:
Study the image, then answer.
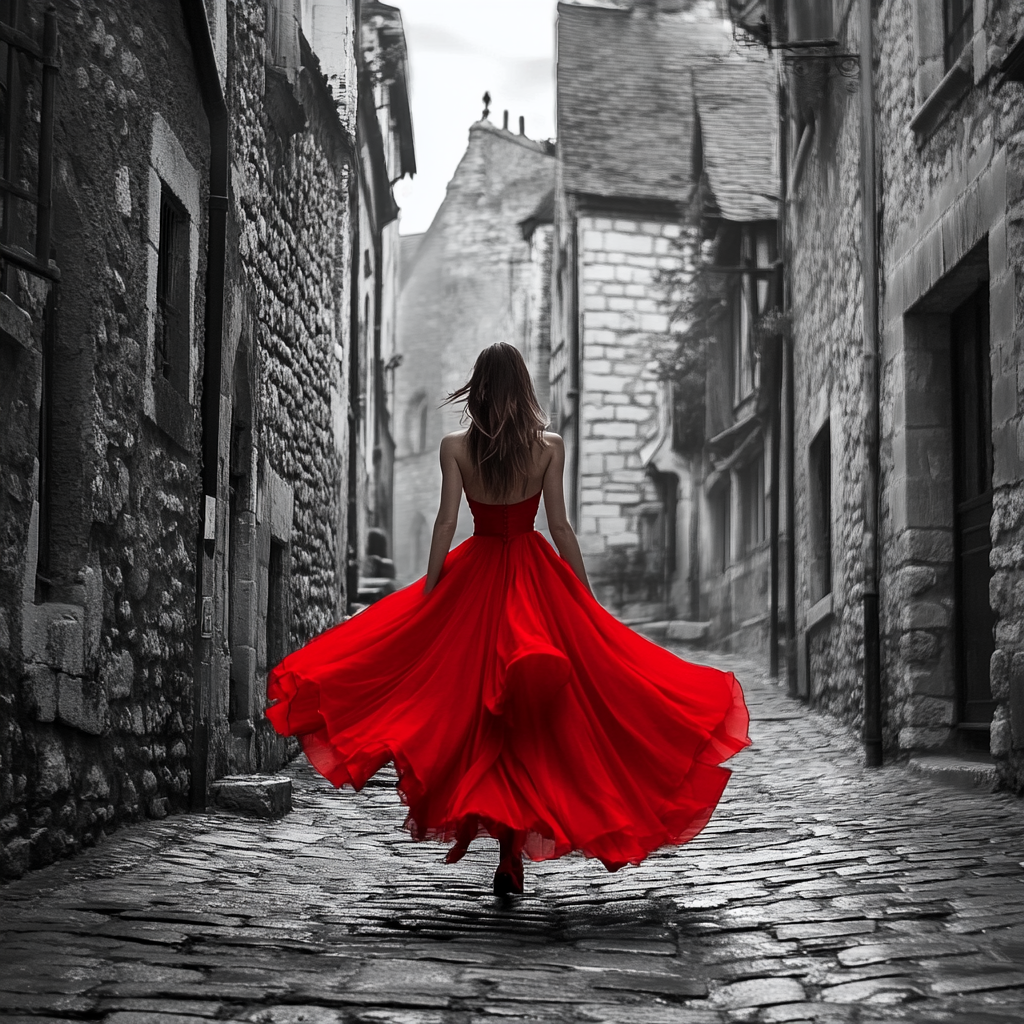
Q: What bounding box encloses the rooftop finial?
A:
[482,91,491,120]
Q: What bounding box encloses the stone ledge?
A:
[209,774,293,818]
[666,620,711,643]
[910,46,973,147]
[908,754,999,793]
[0,291,33,348]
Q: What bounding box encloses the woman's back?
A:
[451,429,557,505]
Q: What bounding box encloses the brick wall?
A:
[575,213,694,619]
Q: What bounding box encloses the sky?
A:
[391,0,563,236]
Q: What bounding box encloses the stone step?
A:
[907,755,999,793]
[209,774,293,818]
[634,620,711,643]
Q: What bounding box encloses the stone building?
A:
[351,0,415,605]
[393,114,554,582]
[728,0,1024,782]
[691,53,781,658]
[551,0,731,621]
[0,0,413,880]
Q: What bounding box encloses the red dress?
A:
[266,491,750,871]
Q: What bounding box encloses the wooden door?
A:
[951,286,996,729]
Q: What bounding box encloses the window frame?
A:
[943,0,974,70]
[808,419,833,603]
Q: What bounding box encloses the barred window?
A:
[944,0,973,69]
[155,185,191,396]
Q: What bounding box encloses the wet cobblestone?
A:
[3,646,1024,1022]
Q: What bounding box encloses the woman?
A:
[266,343,750,896]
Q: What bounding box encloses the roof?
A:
[519,186,555,240]
[692,54,778,222]
[399,232,425,290]
[556,1,731,205]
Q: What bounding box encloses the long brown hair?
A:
[444,343,548,499]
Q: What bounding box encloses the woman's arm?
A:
[541,434,592,594]
[424,435,464,594]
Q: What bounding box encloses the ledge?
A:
[0,291,33,349]
[910,46,973,148]
[806,592,833,631]
[149,373,197,452]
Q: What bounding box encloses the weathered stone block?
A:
[210,774,292,818]
[900,630,940,664]
[57,675,107,736]
[899,726,949,750]
[1011,654,1024,749]
[24,664,57,723]
[906,695,954,728]
[899,600,950,630]
[103,650,135,700]
[47,616,84,677]
[35,738,70,801]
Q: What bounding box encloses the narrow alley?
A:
[3,647,1024,1024]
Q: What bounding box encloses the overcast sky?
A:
[391,0,562,236]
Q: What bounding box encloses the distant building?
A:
[551,1,731,621]
[352,1,416,605]
[691,53,781,657]
[393,116,555,582]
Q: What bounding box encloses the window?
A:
[809,421,832,603]
[944,0,973,69]
[406,392,428,454]
[156,186,191,396]
[731,224,776,405]
[266,0,300,75]
[711,484,731,576]
[0,3,58,289]
[266,539,290,671]
[739,452,766,556]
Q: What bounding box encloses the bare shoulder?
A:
[542,431,564,454]
[439,430,468,455]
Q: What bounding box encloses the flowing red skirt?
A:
[266,499,750,871]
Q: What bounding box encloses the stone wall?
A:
[787,0,1024,774]
[0,0,362,880]
[786,5,867,728]
[205,0,353,778]
[0,0,210,879]
[393,120,555,582]
[575,212,694,620]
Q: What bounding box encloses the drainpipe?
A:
[181,0,229,808]
[859,0,883,767]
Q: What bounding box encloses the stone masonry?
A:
[781,0,1024,779]
[393,118,554,582]
[0,0,212,880]
[576,214,695,618]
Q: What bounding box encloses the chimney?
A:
[502,110,509,130]
[518,116,525,136]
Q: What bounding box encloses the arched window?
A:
[406,391,429,455]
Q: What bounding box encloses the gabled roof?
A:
[692,54,778,222]
[556,1,731,205]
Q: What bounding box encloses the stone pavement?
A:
[4,646,1024,1024]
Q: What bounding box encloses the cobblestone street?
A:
[3,646,1024,1024]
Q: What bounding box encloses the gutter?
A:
[180,0,229,808]
[859,0,883,767]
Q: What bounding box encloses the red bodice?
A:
[468,491,541,541]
